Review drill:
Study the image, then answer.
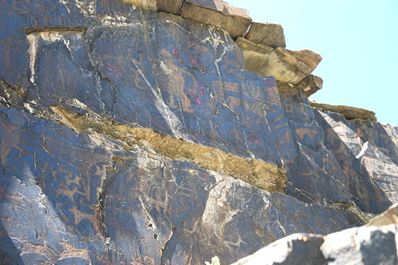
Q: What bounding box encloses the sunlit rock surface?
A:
[245,22,286,48]
[181,0,252,39]
[0,0,397,264]
[233,205,398,265]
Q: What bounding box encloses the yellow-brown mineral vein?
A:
[51,106,286,192]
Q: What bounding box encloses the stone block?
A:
[298,75,323,96]
[245,22,286,48]
[237,38,322,84]
[157,0,183,14]
[181,0,252,38]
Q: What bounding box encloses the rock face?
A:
[0,0,397,264]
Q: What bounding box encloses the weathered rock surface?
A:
[233,205,398,265]
[0,81,27,109]
[181,0,252,38]
[237,38,322,84]
[268,48,322,84]
[245,22,286,48]
[157,0,184,14]
[122,0,158,11]
[276,75,323,97]
[122,0,183,14]
[298,75,323,96]
[311,102,377,121]
[0,0,397,264]
[383,125,398,148]
[236,37,274,54]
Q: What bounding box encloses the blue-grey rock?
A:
[0,0,397,264]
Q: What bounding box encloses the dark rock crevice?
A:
[160,226,177,265]
[85,27,119,115]
[24,27,87,35]
[0,80,27,108]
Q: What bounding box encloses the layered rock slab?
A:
[122,0,184,13]
[245,22,286,48]
[181,0,252,38]
[311,102,377,122]
[236,38,322,85]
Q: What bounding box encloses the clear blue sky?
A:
[229,0,398,125]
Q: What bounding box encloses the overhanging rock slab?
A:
[245,22,286,48]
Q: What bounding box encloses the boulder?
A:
[233,205,398,265]
[122,0,183,14]
[231,234,325,265]
[321,225,398,265]
[245,22,286,48]
[181,0,252,38]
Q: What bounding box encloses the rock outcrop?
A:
[235,37,322,94]
[123,0,323,95]
[0,0,396,264]
[245,22,286,48]
[181,0,252,39]
[311,102,377,122]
